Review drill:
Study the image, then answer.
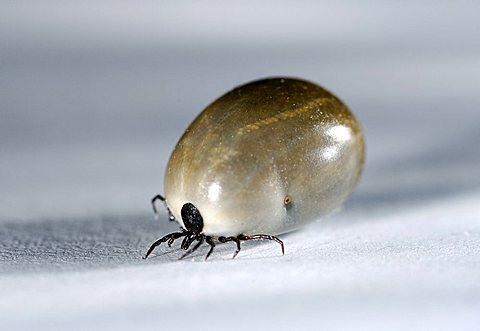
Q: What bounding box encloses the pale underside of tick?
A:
[144,78,364,260]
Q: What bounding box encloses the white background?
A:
[1,1,479,330]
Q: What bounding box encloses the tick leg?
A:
[143,231,187,259]
[181,233,198,250]
[205,236,216,261]
[237,234,284,256]
[151,194,175,222]
[151,194,164,216]
[167,236,176,247]
[180,235,189,250]
[179,235,205,260]
[218,236,242,259]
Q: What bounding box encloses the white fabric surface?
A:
[1,1,479,330]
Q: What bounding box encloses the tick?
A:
[144,77,365,260]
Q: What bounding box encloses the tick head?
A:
[181,203,204,234]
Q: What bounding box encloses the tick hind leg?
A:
[143,230,187,259]
[213,234,284,260]
[151,194,175,222]
[218,236,241,259]
[237,234,285,256]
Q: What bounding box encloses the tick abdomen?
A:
[164,78,364,236]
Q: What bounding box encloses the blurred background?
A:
[2,0,479,221]
[1,1,479,330]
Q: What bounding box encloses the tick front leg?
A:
[180,232,200,250]
[179,235,205,260]
[143,230,187,259]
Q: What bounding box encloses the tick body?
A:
[145,77,365,260]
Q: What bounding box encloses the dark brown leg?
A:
[180,235,191,250]
[167,236,176,247]
[218,236,242,259]
[237,234,284,255]
[181,233,201,250]
[151,194,175,222]
[205,236,216,261]
[143,231,187,259]
[179,235,205,260]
